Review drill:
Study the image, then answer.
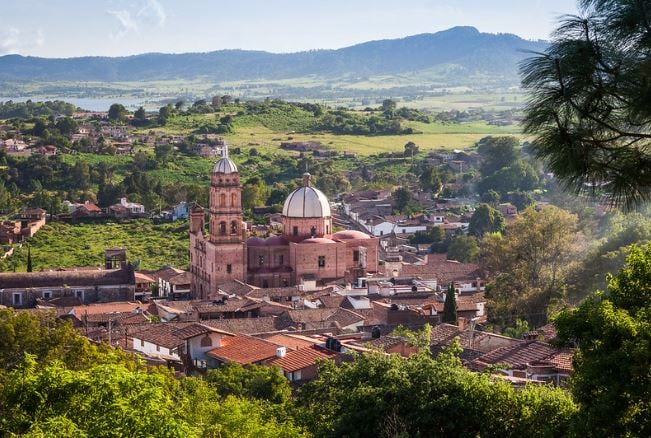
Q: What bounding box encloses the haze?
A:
[1,0,578,58]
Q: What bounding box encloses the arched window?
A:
[200,335,212,347]
[231,221,238,234]
[231,193,237,207]
[219,221,226,235]
[220,193,226,207]
[310,226,317,237]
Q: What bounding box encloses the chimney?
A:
[276,346,287,358]
[458,317,466,331]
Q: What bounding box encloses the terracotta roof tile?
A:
[471,341,561,370]
[207,335,280,365]
[201,316,288,334]
[268,345,339,372]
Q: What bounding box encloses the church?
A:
[189,149,379,299]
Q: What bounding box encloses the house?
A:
[134,272,155,300]
[131,322,235,369]
[109,198,145,218]
[0,264,136,308]
[498,203,518,216]
[72,201,103,218]
[266,344,341,382]
[205,334,281,366]
[469,340,573,385]
[149,267,186,298]
[171,201,189,220]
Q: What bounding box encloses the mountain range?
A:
[0,26,547,85]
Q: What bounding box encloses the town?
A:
[0,0,649,435]
[0,103,578,387]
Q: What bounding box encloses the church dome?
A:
[282,173,331,218]
[332,230,371,241]
[213,157,238,174]
[213,146,238,174]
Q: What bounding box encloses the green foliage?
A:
[567,212,651,302]
[443,283,458,323]
[390,324,432,351]
[0,308,138,371]
[554,244,651,437]
[521,0,651,209]
[0,100,76,119]
[297,345,577,437]
[478,136,519,176]
[0,220,189,272]
[447,234,480,263]
[419,165,442,192]
[482,206,581,327]
[502,319,530,339]
[205,362,291,404]
[107,103,128,121]
[469,203,505,237]
[392,186,411,213]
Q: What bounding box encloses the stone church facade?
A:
[189,149,379,299]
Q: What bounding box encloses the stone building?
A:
[0,249,136,308]
[190,148,379,299]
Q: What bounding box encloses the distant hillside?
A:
[0,27,546,85]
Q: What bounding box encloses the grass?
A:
[5,220,189,272]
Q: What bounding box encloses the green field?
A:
[4,220,190,272]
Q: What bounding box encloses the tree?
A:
[381,98,397,117]
[107,103,128,122]
[478,136,519,176]
[521,0,651,209]
[205,362,291,404]
[447,235,479,263]
[554,245,651,436]
[392,187,411,213]
[297,343,576,437]
[482,205,582,327]
[241,177,269,210]
[26,246,32,272]
[403,141,419,158]
[54,117,78,136]
[419,165,442,192]
[469,204,506,237]
[158,104,174,125]
[154,143,175,165]
[480,189,500,205]
[442,283,457,323]
[133,106,146,124]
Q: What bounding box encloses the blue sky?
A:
[0,0,579,58]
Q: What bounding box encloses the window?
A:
[262,280,269,288]
[293,226,298,236]
[42,291,52,299]
[231,193,237,207]
[200,335,212,347]
[310,225,317,237]
[326,225,330,234]
[318,256,326,268]
[226,264,232,274]
[277,255,284,265]
[282,278,289,287]
[219,221,226,235]
[140,339,145,347]
[231,221,238,234]
[12,293,22,306]
[353,250,360,262]
[220,193,226,207]
[258,255,265,266]
[75,290,84,301]
[156,345,160,352]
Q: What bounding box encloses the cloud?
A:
[107,0,166,39]
[0,28,45,55]
[107,9,138,39]
[139,0,167,27]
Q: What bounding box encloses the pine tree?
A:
[442,283,457,323]
[26,245,33,272]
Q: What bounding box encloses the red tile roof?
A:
[268,345,339,372]
[471,341,567,371]
[207,335,280,365]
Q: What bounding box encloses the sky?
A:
[0,0,580,58]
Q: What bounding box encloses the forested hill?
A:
[0,26,546,84]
